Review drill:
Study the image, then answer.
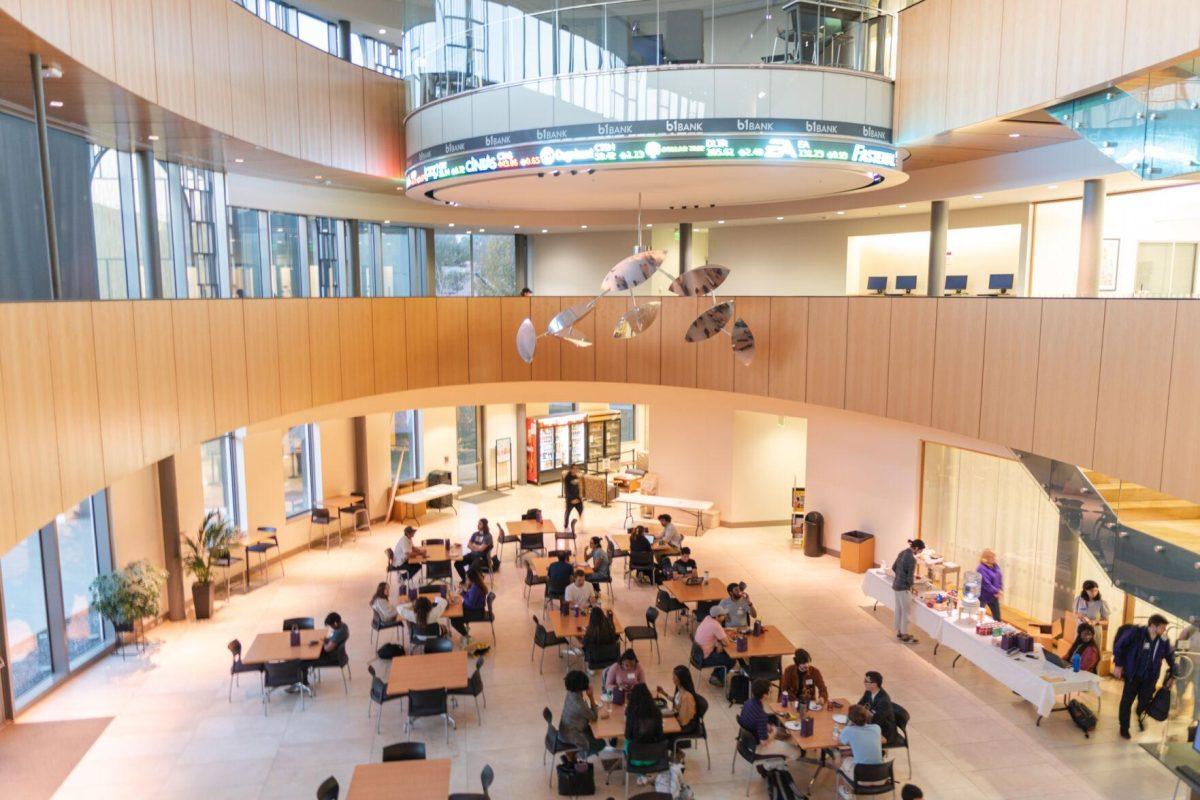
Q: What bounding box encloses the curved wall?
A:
[0,295,1198,558]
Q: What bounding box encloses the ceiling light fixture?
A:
[378,28,387,34]
[314,175,323,180]
[835,210,845,215]
[646,223,653,228]
[1008,133,1021,138]
[513,225,520,229]
[148,134,160,141]
[383,219,391,224]
[581,225,589,229]
[776,216,784,221]
[972,194,983,199]
[1047,184,1058,189]
[234,157,244,164]
[718,220,725,224]
[449,223,455,228]
[48,100,63,108]
[479,228,486,233]
[897,204,907,208]
[541,229,548,234]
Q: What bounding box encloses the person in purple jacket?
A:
[977,549,1003,622]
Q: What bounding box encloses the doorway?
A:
[456,406,482,491]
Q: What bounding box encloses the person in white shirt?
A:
[393,525,425,581]
[564,569,596,608]
[370,581,398,622]
[398,594,449,644]
[655,514,683,549]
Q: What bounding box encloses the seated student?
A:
[521,508,544,523]
[582,607,622,668]
[451,565,489,638]
[857,671,898,744]
[399,594,450,642]
[837,704,884,783]
[655,514,683,549]
[587,536,611,592]
[779,648,829,703]
[901,784,924,800]
[559,670,605,757]
[314,612,349,666]
[673,547,697,575]
[565,569,596,608]
[605,649,646,693]
[455,519,494,581]
[738,679,797,759]
[1066,622,1101,674]
[370,582,398,623]
[694,606,735,685]
[392,526,426,581]
[624,684,666,764]
[657,665,700,740]
[719,582,757,628]
[546,550,574,601]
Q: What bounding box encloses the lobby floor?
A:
[17,483,1190,799]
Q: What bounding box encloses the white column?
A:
[927,200,948,296]
[1077,178,1106,296]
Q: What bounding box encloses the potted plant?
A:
[89,560,167,654]
[182,511,236,620]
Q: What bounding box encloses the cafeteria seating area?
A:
[14,482,1179,800]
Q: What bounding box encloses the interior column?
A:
[926,200,948,296]
[156,457,186,621]
[1077,177,1106,297]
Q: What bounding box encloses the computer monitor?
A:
[895,275,918,293]
[989,273,1015,293]
[945,275,968,293]
[866,276,887,294]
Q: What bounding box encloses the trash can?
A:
[425,470,453,509]
[803,512,824,558]
[839,531,875,573]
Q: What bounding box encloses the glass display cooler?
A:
[586,411,623,469]
[525,412,588,484]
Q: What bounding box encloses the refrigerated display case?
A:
[586,412,623,468]
[525,412,588,484]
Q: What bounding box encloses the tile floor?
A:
[18,484,1193,799]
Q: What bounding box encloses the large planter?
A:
[192,582,215,620]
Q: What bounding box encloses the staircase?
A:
[1014,452,1199,624]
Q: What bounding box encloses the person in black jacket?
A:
[891,539,925,644]
[563,467,584,530]
[857,670,897,744]
[1113,614,1176,739]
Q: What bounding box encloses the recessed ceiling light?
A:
[646,223,653,228]
[541,229,548,234]
[478,228,485,233]
[314,175,323,180]
[48,100,63,108]
[234,157,244,164]
[1008,132,1021,138]
[972,194,983,199]
[147,134,159,141]
[449,223,455,228]
[383,219,391,224]
[835,210,845,215]
[757,91,766,99]
[378,28,387,34]
[897,204,907,208]
[1047,184,1058,189]
[718,220,725,224]
[465,230,473,235]
[513,225,520,229]
[776,216,784,221]
[581,225,588,229]
[396,187,402,191]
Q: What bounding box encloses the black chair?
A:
[246,526,283,585]
[733,726,785,792]
[312,642,352,693]
[448,764,494,800]
[385,548,407,590]
[450,655,486,721]
[480,591,498,643]
[337,501,361,543]
[409,622,444,650]
[627,550,655,587]
[496,523,519,562]
[655,589,688,632]
[606,535,629,575]
[213,547,244,600]
[283,617,316,631]
[584,639,621,673]
[628,793,673,800]
[382,741,426,762]
[524,562,548,600]
[623,739,672,796]
[555,518,577,553]
[424,559,454,586]
[519,532,547,561]
[591,568,615,601]
[842,761,897,797]
[424,637,454,654]
[371,610,403,649]
[747,656,782,687]
[368,665,403,733]
[418,585,445,595]
[531,615,568,673]
[623,607,661,663]
[542,706,579,786]
[310,507,340,550]
[316,776,338,800]
[671,693,711,769]
[886,702,912,778]
[406,688,454,742]
[226,639,264,701]
[263,660,309,714]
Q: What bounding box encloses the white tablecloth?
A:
[861,569,1101,718]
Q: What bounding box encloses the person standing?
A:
[891,539,924,644]
[1113,613,1176,739]
[977,549,1003,622]
[563,467,584,530]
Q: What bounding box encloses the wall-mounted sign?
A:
[406,134,900,192]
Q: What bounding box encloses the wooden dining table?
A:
[551,607,623,639]
[345,759,451,800]
[590,700,683,740]
[396,592,465,619]
[663,576,728,604]
[721,625,795,659]
[386,650,470,696]
[408,542,462,564]
[241,630,324,665]
[768,696,852,793]
[506,519,558,536]
[530,556,592,579]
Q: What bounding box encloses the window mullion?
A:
[37,524,68,680]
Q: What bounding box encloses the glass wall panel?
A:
[358,222,380,297]
[610,403,635,441]
[90,146,128,299]
[270,212,304,297]
[1,533,52,700]
[201,435,237,526]
[153,161,177,299]
[472,233,516,296]
[283,425,316,516]
[456,405,480,488]
[180,165,222,298]
[435,232,472,296]
[309,216,347,297]
[392,410,420,482]
[381,225,415,296]
[228,207,266,298]
[0,111,51,299]
[48,128,101,300]
[56,498,106,666]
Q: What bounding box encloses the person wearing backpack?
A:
[1113,613,1176,739]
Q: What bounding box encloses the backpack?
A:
[377,643,405,660]
[1067,698,1097,737]
[555,761,595,796]
[726,670,750,705]
[765,765,805,800]
[491,555,502,572]
[1143,685,1173,722]
[654,762,694,800]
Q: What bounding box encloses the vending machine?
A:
[525,412,588,484]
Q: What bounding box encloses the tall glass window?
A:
[180,165,222,298]
[309,216,348,297]
[0,111,51,299]
[1,533,52,700]
[56,497,107,666]
[381,225,417,296]
[228,207,267,298]
[392,410,421,482]
[610,404,636,441]
[358,222,380,297]
[456,406,480,488]
[90,146,128,299]
[153,160,177,299]
[435,232,518,296]
[435,232,472,296]
[283,424,320,517]
[270,212,304,297]
[202,434,240,527]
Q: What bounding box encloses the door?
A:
[456,405,481,491]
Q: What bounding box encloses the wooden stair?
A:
[1082,469,1200,552]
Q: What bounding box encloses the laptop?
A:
[1043,649,1068,669]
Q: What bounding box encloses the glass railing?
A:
[1016,451,1200,625]
[402,0,896,111]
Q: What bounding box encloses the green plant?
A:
[182,511,236,586]
[89,560,167,627]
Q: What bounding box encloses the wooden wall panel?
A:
[1032,300,1105,468]
[593,297,627,384]
[500,297,532,382]
[767,297,808,402]
[45,304,104,510]
[1092,300,1176,489]
[0,304,62,536]
[805,298,846,408]
[659,297,697,388]
[91,303,144,481]
[296,45,333,166]
[170,301,216,449]
[931,298,987,438]
[363,73,404,177]
[1123,0,1200,75]
[132,302,181,464]
[149,0,196,119]
[1162,302,1200,502]
[530,297,562,382]
[0,371,14,552]
[560,297,596,382]
[188,0,233,134]
[274,299,312,415]
[467,297,502,384]
[979,299,1042,452]
[436,298,469,386]
[944,0,1002,130]
[734,297,771,397]
[405,299,440,389]
[110,0,158,102]
[308,300,343,407]
[895,0,950,141]
[208,301,249,436]
[20,0,71,50]
[696,302,733,393]
[260,26,301,157]
[68,0,116,80]
[1056,0,1128,99]
[886,300,937,426]
[329,59,367,173]
[997,0,1061,115]
[338,298,375,400]
[241,300,282,423]
[626,299,661,386]
[371,298,409,393]
[844,298,891,416]
[225,2,269,145]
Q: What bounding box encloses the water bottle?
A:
[703,570,709,585]
[780,690,790,708]
[289,624,300,647]
[1071,652,1081,673]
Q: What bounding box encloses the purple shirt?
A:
[737,697,771,742]
[978,562,1003,603]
